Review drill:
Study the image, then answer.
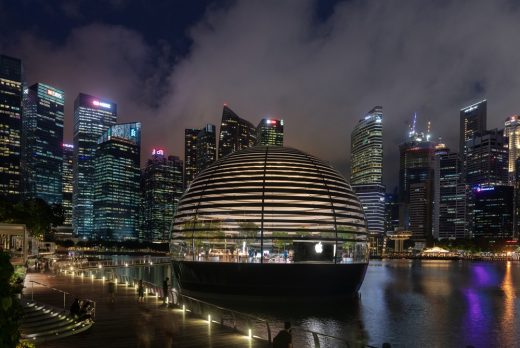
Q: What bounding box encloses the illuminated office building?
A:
[143,149,183,241]
[93,122,141,240]
[460,100,487,161]
[350,106,383,185]
[184,128,199,188]
[21,83,64,204]
[256,118,284,146]
[350,106,385,240]
[398,115,436,241]
[0,55,23,202]
[218,105,256,158]
[505,115,520,184]
[73,93,117,238]
[62,144,74,226]
[471,185,513,239]
[196,124,217,172]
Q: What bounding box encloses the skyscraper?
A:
[21,83,64,205]
[73,93,117,238]
[184,128,199,188]
[350,106,385,238]
[460,100,487,160]
[218,105,256,158]
[196,124,217,172]
[93,122,141,240]
[471,185,513,239]
[0,55,23,202]
[505,115,520,184]
[62,144,74,226]
[433,151,467,239]
[143,148,184,241]
[256,118,284,146]
[350,106,383,185]
[465,129,508,187]
[384,192,399,233]
[398,115,436,241]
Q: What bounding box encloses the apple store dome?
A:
[170,146,369,264]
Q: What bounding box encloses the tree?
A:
[0,252,23,348]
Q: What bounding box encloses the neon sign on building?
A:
[47,89,63,99]
[152,148,165,156]
[93,100,112,109]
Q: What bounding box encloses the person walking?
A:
[162,277,169,305]
[108,278,116,303]
[138,279,145,303]
[273,321,292,348]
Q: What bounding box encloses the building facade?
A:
[471,185,513,239]
[256,118,284,146]
[0,55,23,202]
[21,83,64,205]
[505,115,520,184]
[350,106,385,240]
[384,192,399,233]
[460,100,487,160]
[184,128,199,188]
[93,123,141,240]
[142,149,184,241]
[218,105,256,159]
[196,124,217,173]
[62,144,74,226]
[73,93,117,238]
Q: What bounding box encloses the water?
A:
[222,260,520,348]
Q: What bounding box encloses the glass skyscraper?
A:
[21,83,64,205]
[73,93,117,238]
[0,55,23,202]
[143,149,183,241]
[93,122,141,240]
[460,100,487,161]
[196,124,217,173]
[218,105,256,159]
[62,144,74,226]
[256,118,284,146]
[350,107,385,240]
[184,128,199,188]
[505,115,520,184]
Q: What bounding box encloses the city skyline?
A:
[3,1,520,188]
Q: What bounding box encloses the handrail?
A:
[55,256,171,271]
[26,280,96,318]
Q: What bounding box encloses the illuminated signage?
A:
[152,148,165,156]
[47,89,63,99]
[131,129,136,137]
[93,100,111,109]
[62,143,74,149]
[474,185,494,192]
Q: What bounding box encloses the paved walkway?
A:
[24,273,269,348]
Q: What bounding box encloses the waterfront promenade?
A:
[24,272,269,348]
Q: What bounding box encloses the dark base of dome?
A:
[172,261,368,302]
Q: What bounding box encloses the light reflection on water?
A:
[224,260,520,348]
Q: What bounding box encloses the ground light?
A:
[208,314,211,324]
[248,329,252,338]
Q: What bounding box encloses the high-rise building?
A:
[505,115,520,184]
[460,100,487,159]
[398,115,436,241]
[350,106,383,185]
[256,118,284,146]
[384,192,399,233]
[93,122,141,240]
[62,144,74,226]
[0,55,23,202]
[218,105,256,159]
[184,128,199,188]
[196,124,217,172]
[73,93,117,238]
[350,106,385,240]
[143,148,183,241]
[465,129,508,187]
[21,83,64,205]
[471,185,513,239]
[433,151,467,239]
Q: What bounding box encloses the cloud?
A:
[4,0,520,188]
[160,0,520,187]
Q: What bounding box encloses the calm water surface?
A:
[295,260,520,347]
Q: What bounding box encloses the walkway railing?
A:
[25,280,96,319]
[55,256,171,272]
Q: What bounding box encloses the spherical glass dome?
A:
[171,146,368,264]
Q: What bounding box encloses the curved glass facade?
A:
[171,146,368,264]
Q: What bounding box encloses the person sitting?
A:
[273,321,292,348]
[70,298,81,318]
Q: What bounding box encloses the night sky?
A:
[1,0,517,189]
